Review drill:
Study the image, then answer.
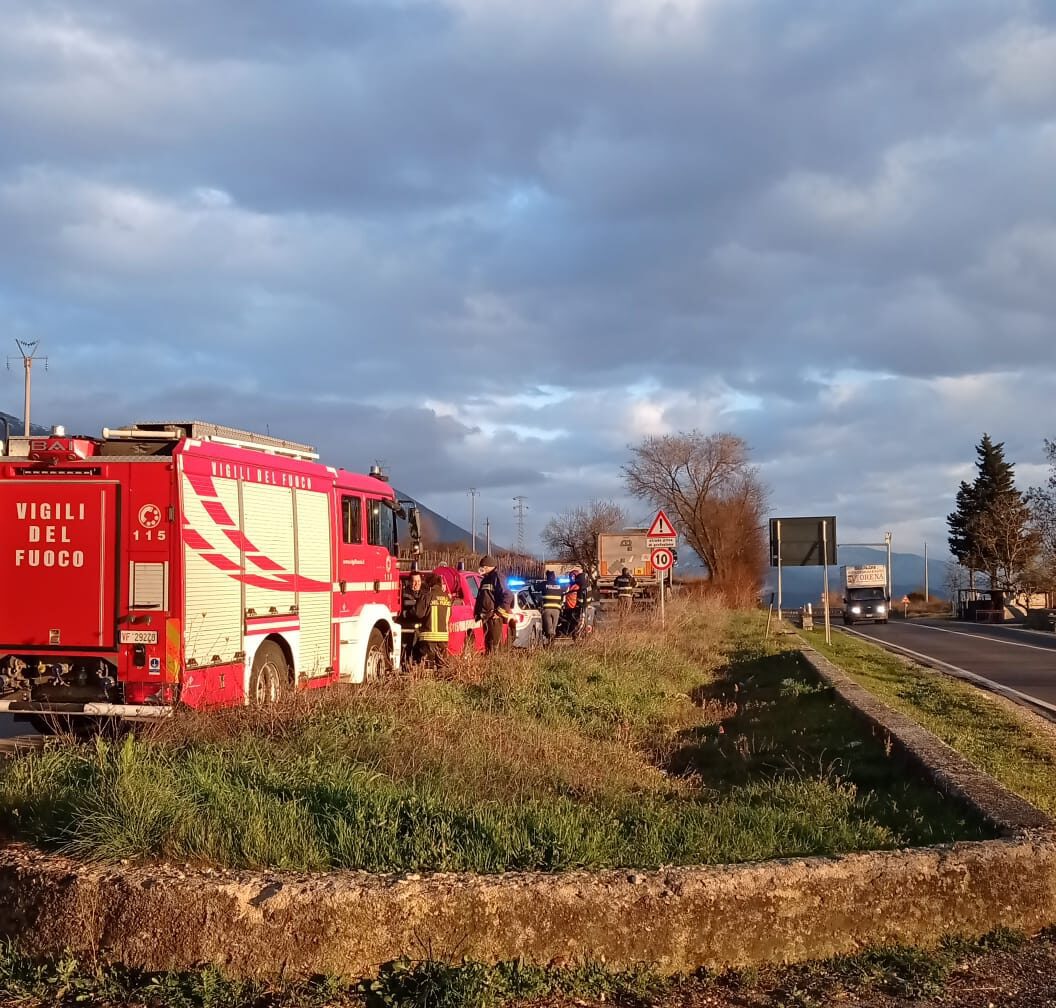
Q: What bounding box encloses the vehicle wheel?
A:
[249,641,286,705]
[364,628,390,681]
[844,619,853,626]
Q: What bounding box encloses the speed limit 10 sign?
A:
[650,546,674,571]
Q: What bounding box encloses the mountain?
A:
[764,547,949,606]
[394,490,477,551]
[0,410,49,438]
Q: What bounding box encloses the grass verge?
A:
[0,929,1029,1007]
[0,602,989,872]
[812,628,1056,816]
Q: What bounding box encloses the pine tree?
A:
[973,433,1016,508]
[948,434,1038,591]
[947,479,980,586]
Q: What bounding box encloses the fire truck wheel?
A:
[364,628,390,681]
[249,641,286,705]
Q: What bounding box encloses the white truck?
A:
[842,564,889,625]
[596,530,655,598]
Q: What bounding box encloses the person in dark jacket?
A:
[474,556,507,654]
[397,572,426,661]
[614,566,637,620]
[540,570,564,643]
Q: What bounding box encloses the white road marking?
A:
[896,623,1056,654]
[838,626,1056,720]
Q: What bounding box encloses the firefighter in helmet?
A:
[415,572,452,666]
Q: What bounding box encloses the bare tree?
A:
[623,431,768,603]
[1026,439,1056,587]
[541,499,626,573]
[971,490,1040,592]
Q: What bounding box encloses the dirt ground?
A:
[543,933,1056,1008]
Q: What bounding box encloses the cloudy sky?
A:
[1,0,1054,557]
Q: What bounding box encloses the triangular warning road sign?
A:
[647,510,676,538]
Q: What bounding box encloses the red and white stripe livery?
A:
[0,422,412,718]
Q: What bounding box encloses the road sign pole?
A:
[776,520,783,620]
[659,566,665,628]
[821,519,831,645]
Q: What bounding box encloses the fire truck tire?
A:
[249,641,286,705]
[364,628,389,681]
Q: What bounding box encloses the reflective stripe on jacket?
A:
[541,584,564,610]
[419,594,452,642]
[614,574,636,598]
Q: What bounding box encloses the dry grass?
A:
[0,599,988,871]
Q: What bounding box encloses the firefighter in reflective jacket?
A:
[614,567,637,618]
[415,573,452,665]
[540,570,563,642]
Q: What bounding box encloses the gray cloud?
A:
[1,0,1054,551]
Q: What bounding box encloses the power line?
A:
[467,488,479,553]
[6,339,48,436]
[511,498,528,557]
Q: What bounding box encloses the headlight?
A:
[851,606,862,614]
[876,605,886,614]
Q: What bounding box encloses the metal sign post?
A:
[659,568,665,628]
[821,519,831,645]
[776,519,783,619]
[769,516,837,631]
[650,545,674,629]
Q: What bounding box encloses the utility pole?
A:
[467,488,479,553]
[924,541,929,600]
[484,517,491,556]
[512,496,528,554]
[7,339,48,435]
[885,531,893,603]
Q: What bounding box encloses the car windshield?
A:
[849,587,886,600]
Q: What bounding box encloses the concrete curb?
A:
[2,835,1056,980]
[798,646,1053,835]
[1,647,1054,979]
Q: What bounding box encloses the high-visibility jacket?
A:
[614,573,637,599]
[419,592,453,643]
[541,583,564,610]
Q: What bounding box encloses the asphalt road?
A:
[0,714,37,741]
[843,618,1056,712]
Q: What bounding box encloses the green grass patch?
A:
[0,604,989,872]
[813,628,1056,815]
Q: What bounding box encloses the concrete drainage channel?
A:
[1,647,1055,980]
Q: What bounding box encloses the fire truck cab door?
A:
[0,480,120,650]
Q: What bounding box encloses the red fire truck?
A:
[0,421,421,727]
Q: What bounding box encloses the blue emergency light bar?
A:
[507,578,525,589]
[557,576,572,586]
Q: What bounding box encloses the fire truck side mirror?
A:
[408,507,422,554]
